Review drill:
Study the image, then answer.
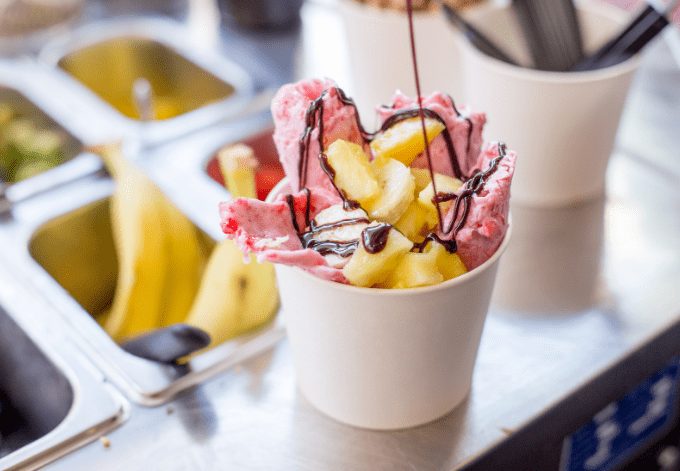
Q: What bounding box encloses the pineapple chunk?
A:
[379,251,443,289]
[418,173,464,222]
[326,140,380,205]
[343,223,413,287]
[365,158,415,224]
[426,242,467,281]
[411,168,433,193]
[393,200,433,242]
[370,117,445,166]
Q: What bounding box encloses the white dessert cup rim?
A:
[339,0,441,18]
[266,177,512,297]
[454,1,641,84]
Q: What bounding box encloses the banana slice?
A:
[307,204,369,268]
[365,158,415,225]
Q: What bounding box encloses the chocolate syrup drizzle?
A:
[362,223,391,254]
[284,1,507,258]
[442,142,507,237]
[300,217,370,258]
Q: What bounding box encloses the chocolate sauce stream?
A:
[362,223,392,254]
[406,0,443,232]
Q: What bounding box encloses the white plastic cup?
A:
[458,3,641,206]
[338,0,463,125]
[269,180,511,429]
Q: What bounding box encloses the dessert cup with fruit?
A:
[219,78,516,429]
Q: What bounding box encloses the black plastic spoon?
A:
[121,324,211,364]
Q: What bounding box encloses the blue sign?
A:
[561,357,680,471]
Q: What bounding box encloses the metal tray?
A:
[0,114,284,405]
[0,61,105,215]
[0,266,125,471]
[39,18,255,145]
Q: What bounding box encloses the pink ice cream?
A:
[272,79,366,193]
[219,78,515,283]
[447,143,516,270]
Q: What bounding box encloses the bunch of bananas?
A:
[92,144,278,347]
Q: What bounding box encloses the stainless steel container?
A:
[0,268,125,471]
[39,18,255,145]
[0,59,107,216]
[0,112,285,405]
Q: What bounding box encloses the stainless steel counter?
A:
[0,1,679,470]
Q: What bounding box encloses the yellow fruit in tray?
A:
[326,139,380,205]
[370,117,445,166]
[365,158,415,224]
[393,200,433,242]
[426,241,468,281]
[343,223,413,287]
[379,251,443,289]
[418,173,464,222]
[218,143,258,200]
[90,144,206,341]
[185,244,278,346]
[185,143,279,347]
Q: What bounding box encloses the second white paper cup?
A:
[339,0,462,125]
[269,180,510,430]
[459,3,640,206]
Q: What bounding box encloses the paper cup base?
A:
[275,228,509,430]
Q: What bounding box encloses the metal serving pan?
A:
[0,60,106,216]
[0,265,125,471]
[39,18,255,145]
[0,113,284,405]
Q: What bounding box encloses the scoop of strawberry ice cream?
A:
[377,91,486,178]
[221,78,515,284]
[272,78,366,193]
[439,143,516,270]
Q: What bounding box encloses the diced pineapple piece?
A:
[326,140,380,205]
[365,158,415,224]
[379,251,443,289]
[393,200,433,242]
[418,173,464,222]
[343,223,413,287]
[370,117,445,166]
[426,242,468,281]
[411,168,433,193]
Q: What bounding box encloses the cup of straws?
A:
[444,0,675,206]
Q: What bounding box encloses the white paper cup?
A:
[458,2,641,206]
[268,179,510,429]
[339,0,463,125]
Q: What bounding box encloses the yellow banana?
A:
[90,144,205,342]
[156,195,207,328]
[185,144,279,346]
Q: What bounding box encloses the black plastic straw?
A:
[440,3,520,66]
